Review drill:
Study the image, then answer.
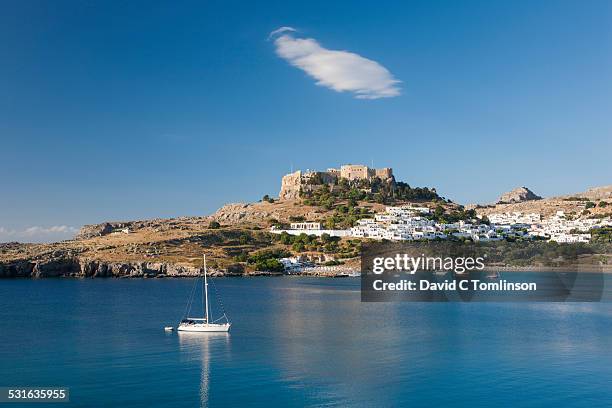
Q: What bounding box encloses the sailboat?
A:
[177,254,231,333]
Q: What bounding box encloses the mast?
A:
[203,254,210,323]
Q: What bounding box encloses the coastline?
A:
[2,262,610,278]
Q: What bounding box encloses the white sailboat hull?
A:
[177,323,231,332]
[170,255,232,333]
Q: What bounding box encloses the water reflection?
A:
[263,282,430,405]
[178,332,230,408]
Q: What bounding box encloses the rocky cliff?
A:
[279,171,302,200]
[0,251,223,278]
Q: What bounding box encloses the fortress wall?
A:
[278,165,394,200]
[375,168,393,179]
[340,164,369,180]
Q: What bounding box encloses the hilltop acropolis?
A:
[279,164,393,200]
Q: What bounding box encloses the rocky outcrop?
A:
[0,260,35,278]
[279,170,302,200]
[76,217,213,239]
[212,203,256,223]
[76,222,119,239]
[582,185,612,200]
[497,187,542,204]
[211,201,321,225]
[211,202,322,225]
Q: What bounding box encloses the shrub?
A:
[255,258,284,272]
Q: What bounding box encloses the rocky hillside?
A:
[210,199,390,225]
[0,198,393,278]
[0,216,223,278]
[559,185,612,201]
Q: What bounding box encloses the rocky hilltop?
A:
[497,187,542,204]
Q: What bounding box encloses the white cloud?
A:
[0,225,79,243]
[268,26,296,39]
[270,27,401,99]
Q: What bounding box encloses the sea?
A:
[1,276,612,407]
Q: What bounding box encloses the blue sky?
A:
[1,0,611,242]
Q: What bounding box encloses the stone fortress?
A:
[279,164,393,200]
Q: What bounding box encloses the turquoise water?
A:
[1,277,612,407]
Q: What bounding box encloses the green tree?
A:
[255,258,284,272]
[279,231,293,245]
[434,205,445,219]
[322,197,335,210]
[208,221,221,229]
[234,251,248,262]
